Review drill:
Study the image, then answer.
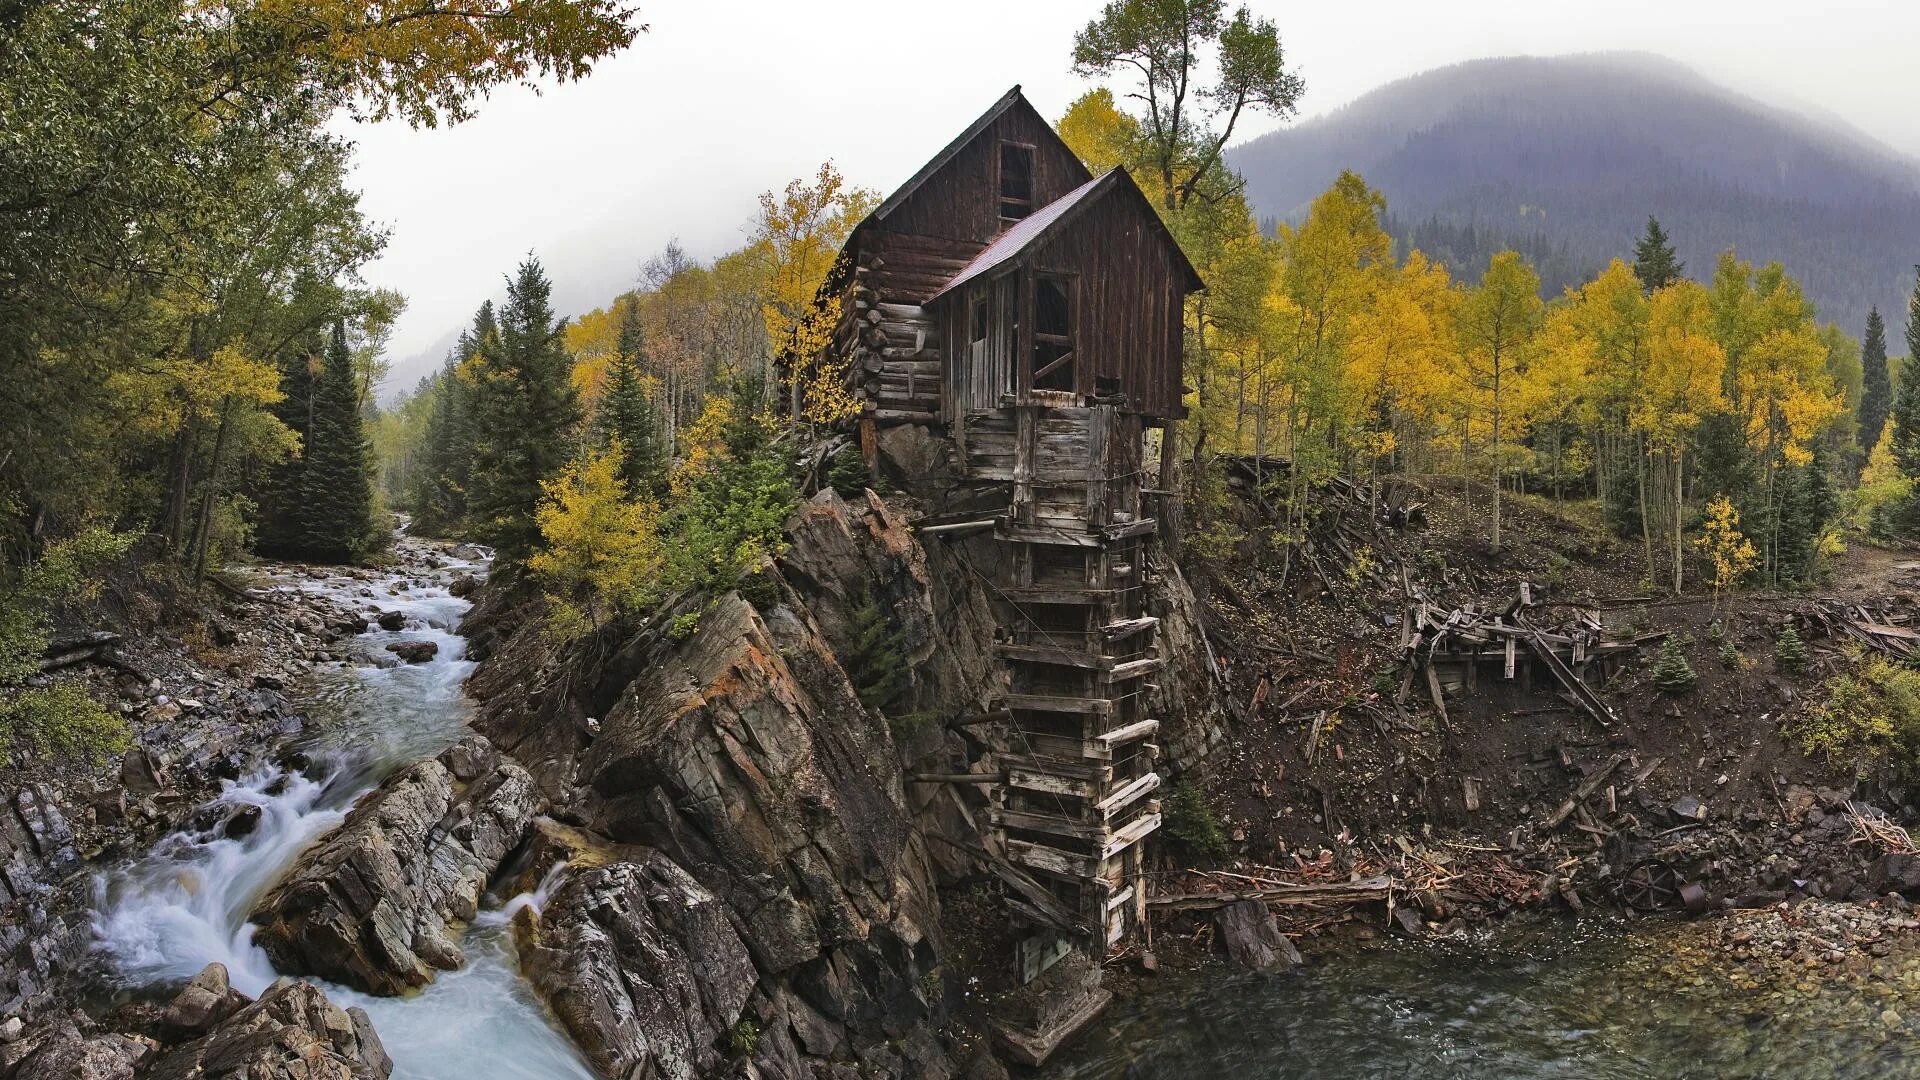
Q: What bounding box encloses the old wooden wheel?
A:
[1620,860,1685,911]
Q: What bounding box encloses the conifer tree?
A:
[1891,268,1920,482]
[1860,307,1892,454]
[1632,216,1683,291]
[595,298,665,490]
[294,319,376,561]
[466,258,581,570]
[1650,635,1697,694]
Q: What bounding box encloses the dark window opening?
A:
[969,294,989,344]
[999,143,1035,221]
[1031,275,1074,393]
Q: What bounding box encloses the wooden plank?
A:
[1093,718,1158,751]
[999,522,1102,548]
[1095,771,1160,815]
[1102,518,1159,541]
[991,808,1108,842]
[1000,586,1116,605]
[1108,657,1163,681]
[1006,693,1113,715]
[1100,812,1161,860]
[1007,838,1094,879]
[996,642,1107,669]
[1100,616,1159,640]
[1006,769,1101,798]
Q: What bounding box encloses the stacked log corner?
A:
[834,253,946,429]
[970,403,1163,955]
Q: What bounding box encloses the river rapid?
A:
[88,540,596,1080]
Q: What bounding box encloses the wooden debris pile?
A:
[1398,585,1650,727]
[1846,800,1918,856]
[1808,597,1920,659]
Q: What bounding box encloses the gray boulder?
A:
[249,736,541,995]
[1214,899,1301,974]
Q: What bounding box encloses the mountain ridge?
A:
[1228,52,1920,339]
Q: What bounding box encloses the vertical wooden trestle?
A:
[965,402,1163,954]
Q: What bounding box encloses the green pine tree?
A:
[1860,307,1893,454]
[255,333,323,555]
[466,258,582,571]
[1650,635,1697,695]
[1774,442,1837,586]
[841,590,909,714]
[1889,267,1920,535]
[295,320,376,562]
[1775,626,1809,676]
[1632,216,1684,292]
[595,298,665,491]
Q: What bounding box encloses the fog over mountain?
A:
[1228,52,1920,340]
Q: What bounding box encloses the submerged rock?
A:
[516,853,756,1080]
[383,640,438,664]
[249,735,541,995]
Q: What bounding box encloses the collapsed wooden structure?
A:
[1400,586,1638,727]
[811,89,1201,1034]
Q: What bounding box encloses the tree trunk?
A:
[190,399,236,584]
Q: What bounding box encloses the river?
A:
[1042,914,1920,1079]
[89,540,596,1080]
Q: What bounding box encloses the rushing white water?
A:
[91,546,596,1080]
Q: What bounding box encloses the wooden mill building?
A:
[814,86,1201,981]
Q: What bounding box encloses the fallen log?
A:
[1543,752,1630,830]
[1149,875,1395,912]
[38,630,122,673]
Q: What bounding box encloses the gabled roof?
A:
[928,168,1206,302]
[865,85,1087,225]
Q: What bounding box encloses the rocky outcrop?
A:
[514,853,756,1080]
[141,973,391,1080]
[0,966,389,1080]
[249,735,541,995]
[1214,899,1301,974]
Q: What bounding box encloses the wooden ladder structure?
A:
[965,402,1163,952]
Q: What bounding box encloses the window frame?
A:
[997,141,1037,223]
[1028,271,1076,393]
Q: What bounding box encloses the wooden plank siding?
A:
[876,100,1090,253]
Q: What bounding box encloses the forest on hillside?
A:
[1228,53,1920,339]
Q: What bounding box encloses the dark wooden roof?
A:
[928,168,1205,302]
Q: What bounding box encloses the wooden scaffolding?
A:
[965,402,1163,951]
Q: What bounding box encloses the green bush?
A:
[1789,659,1920,781]
[668,612,701,642]
[728,1020,759,1058]
[2,527,136,760]
[1650,636,1697,695]
[1162,780,1227,859]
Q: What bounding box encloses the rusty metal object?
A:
[1619,860,1705,913]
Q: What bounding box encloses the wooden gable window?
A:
[999,142,1035,222]
[1030,273,1074,393]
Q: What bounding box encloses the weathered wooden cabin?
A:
[814,89,1200,1055]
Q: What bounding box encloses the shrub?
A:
[1162,780,1227,859]
[1776,626,1809,675]
[663,388,798,596]
[1719,639,1750,671]
[728,1020,759,1058]
[1789,659,1920,781]
[1,527,136,760]
[668,612,701,642]
[1649,635,1697,694]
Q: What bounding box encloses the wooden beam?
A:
[1093,718,1158,751]
[1100,812,1161,861]
[1095,771,1160,815]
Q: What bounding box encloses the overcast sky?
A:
[347,0,1920,394]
